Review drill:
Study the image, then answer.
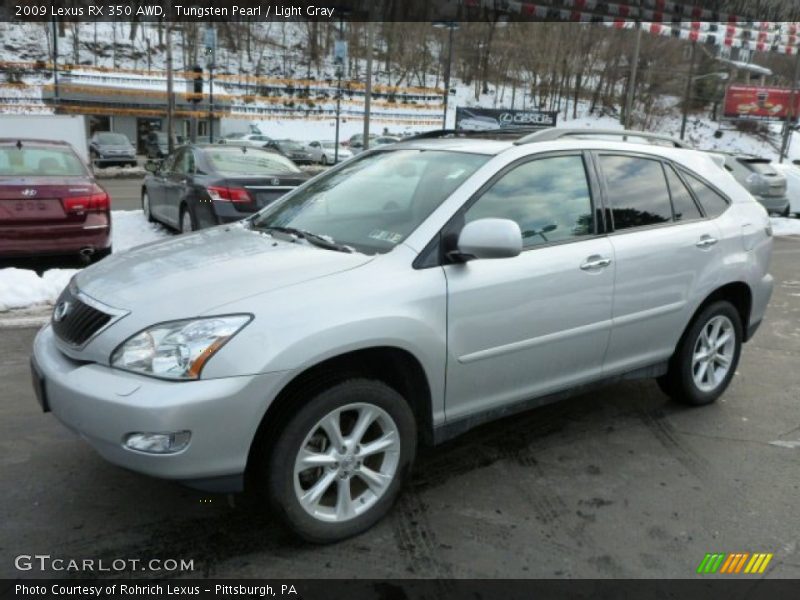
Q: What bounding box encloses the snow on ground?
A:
[0,210,170,312]
[770,217,800,236]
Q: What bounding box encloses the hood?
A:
[98,144,135,152]
[75,225,373,315]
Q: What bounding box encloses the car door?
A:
[444,153,615,422]
[146,152,175,222]
[596,153,723,375]
[164,148,194,228]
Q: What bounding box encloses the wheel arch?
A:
[245,345,434,486]
[680,281,753,351]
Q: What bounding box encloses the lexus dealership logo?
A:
[271,177,280,186]
[53,301,71,322]
[20,189,37,197]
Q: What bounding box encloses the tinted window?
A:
[0,145,87,176]
[96,133,129,145]
[682,171,729,218]
[465,155,594,249]
[205,147,302,175]
[739,159,777,176]
[665,165,702,221]
[600,155,672,230]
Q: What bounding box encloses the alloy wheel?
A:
[691,315,735,392]
[293,402,401,523]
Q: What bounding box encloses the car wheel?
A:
[321,154,329,166]
[260,379,416,543]
[142,191,155,223]
[657,300,742,406]
[180,206,196,233]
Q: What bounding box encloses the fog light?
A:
[124,431,191,454]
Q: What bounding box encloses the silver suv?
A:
[31,129,774,542]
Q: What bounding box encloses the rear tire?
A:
[258,379,417,543]
[180,205,196,233]
[91,247,112,263]
[142,191,155,223]
[657,301,742,406]
[321,154,329,166]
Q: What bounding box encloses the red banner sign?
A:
[723,85,800,120]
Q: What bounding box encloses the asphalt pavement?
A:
[1,238,799,579]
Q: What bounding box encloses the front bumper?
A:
[33,325,290,491]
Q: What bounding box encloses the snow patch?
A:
[0,210,171,312]
[770,217,800,237]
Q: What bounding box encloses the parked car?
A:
[0,138,111,261]
[219,133,273,148]
[346,133,379,154]
[33,130,773,543]
[305,140,353,165]
[772,162,800,217]
[373,136,401,147]
[89,132,137,168]
[265,139,314,164]
[144,132,184,159]
[142,144,308,232]
[712,152,790,216]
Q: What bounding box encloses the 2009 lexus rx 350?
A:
[32,130,773,542]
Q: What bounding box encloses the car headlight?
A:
[110,315,252,380]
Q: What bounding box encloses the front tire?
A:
[142,191,155,223]
[261,379,416,543]
[321,154,329,166]
[658,301,742,406]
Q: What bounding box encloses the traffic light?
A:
[190,65,203,102]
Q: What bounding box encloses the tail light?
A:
[207,186,252,203]
[63,188,110,214]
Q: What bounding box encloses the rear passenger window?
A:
[681,171,729,218]
[599,155,673,230]
[664,165,703,221]
[464,155,594,249]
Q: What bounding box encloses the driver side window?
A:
[464,155,594,249]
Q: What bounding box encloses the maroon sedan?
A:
[0,138,111,261]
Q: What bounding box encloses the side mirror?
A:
[144,160,160,173]
[454,218,522,261]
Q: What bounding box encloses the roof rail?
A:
[403,126,550,142]
[513,128,691,148]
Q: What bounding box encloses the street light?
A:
[433,22,459,129]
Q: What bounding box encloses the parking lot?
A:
[1,227,799,578]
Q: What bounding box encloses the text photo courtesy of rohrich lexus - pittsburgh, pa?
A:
[1,0,800,598]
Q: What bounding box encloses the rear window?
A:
[0,145,87,176]
[738,159,777,176]
[95,133,130,145]
[204,147,301,175]
[599,155,673,230]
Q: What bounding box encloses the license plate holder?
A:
[30,357,50,413]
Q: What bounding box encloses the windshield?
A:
[96,133,129,145]
[0,145,87,176]
[205,147,301,175]
[252,149,489,254]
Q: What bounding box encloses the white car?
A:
[305,140,353,165]
[219,133,272,148]
[772,162,800,217]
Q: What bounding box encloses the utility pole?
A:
[166,9,175,154]
[780,47,800,163]
[680,41,697,141]
[433,22,459,129]
[334,19,347,163]
[362,20,374,151]
[205,25,216,143]
[623,23,642,130]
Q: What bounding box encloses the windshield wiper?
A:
[254,225,353,253]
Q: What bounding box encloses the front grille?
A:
[52,287,112,346]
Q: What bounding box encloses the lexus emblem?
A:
[271,177,280,186]
[53,301,71,322]
[21,188,38,197]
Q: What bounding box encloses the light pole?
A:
[434,22,459,129]
[204,25,216,143]
[333,20,347,163]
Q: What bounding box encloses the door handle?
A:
[580,255,612,271]
[696,235,718,249]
